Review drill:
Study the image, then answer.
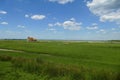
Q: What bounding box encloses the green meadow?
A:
[0,40,120,80]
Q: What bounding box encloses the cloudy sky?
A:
[0,0,120,40]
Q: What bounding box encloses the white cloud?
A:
[97,29,106,34]
[31,15,46,20]
[48,28,56,31]
[49,0,74,4]
[99,29,105,32]
[87,0,120,24]
[25,14,29,18]
[86,23,98,30]
[100,11,120,23]
[54,22,62,26]
[48,22,62,27]
[70,18,75,21]
[62,20,81,30]
[48,18,82,31]
[1,22,8,25]
[0,10,7,14]
[48,24,54,27]
[47,28,57,33]
[17,25,25,28]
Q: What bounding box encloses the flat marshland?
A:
[0,40,120,80]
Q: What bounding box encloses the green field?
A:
[0,40,120,80]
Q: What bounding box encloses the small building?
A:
[27,36,37,42]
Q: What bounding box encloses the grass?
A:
[0,55,120,80]
[0,40,120,80]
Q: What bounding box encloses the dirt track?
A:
[0,49,24,53]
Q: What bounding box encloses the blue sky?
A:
[0,0,120,40]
